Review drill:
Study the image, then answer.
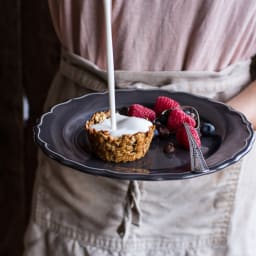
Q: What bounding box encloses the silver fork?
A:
[183,122,209,173]
[182,106,209,173]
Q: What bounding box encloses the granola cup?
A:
[85,111,155,163]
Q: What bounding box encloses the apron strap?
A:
[60,50,108,92]
[117,180,142,240]
[60,48,252,102]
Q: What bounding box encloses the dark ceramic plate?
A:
[34,89,255,180]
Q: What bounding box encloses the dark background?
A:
[0,1,60,255]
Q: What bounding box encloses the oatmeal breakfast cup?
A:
[85,110,155,163]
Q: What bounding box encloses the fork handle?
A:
[183,123,209,173]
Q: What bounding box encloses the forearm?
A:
[227,80,256,130]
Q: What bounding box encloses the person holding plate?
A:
[24,1,256,256]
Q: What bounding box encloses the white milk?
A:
[91,113,152,137]
[103,0,116,130]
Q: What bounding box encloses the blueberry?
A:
[154,129,159,137]
[200,122,215,136]
[183,109,192,115]
[157,125,171,137]
[155,109,171,125]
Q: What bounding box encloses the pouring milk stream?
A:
[103,0,116,130]
[100,0,152,136]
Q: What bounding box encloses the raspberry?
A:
[154,96,180,116]
[128,104,156,121]
[167,108,196,131]
[176,125,201,150]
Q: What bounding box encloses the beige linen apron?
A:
[24,50,256,256]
